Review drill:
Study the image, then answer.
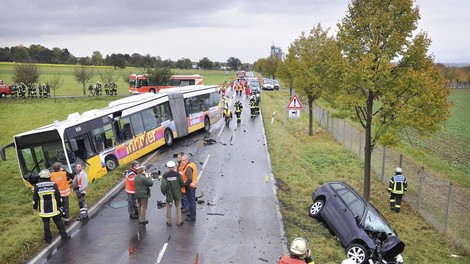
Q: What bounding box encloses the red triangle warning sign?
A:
[287,95,302,109]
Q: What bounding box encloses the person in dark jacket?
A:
[33,169,70,243]
[161,160,185,226]
[388,167,408,213]
[134,166,153,226]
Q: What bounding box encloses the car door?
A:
[322,183,352,245]
[332,184,366,246]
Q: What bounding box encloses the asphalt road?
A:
[35,89,286,264]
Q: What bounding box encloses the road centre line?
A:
[155,242,168,264]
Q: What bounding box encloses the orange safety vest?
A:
[50,171,71,197]
[125,170,136,194]
[181,162,198,188]
[279,255,313,264]
[178,162,187,193]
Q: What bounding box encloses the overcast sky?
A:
[0,0,468,64]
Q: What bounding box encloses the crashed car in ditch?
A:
[309,181,404,264]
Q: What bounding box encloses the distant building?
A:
[270,43,284,60]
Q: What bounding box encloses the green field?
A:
[0,62,232,96]
[0,63,468,263]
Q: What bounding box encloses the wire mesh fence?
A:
[312,105,470,253]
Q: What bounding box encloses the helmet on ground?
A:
[289,238,308,257]
[395,167,402,173]
[39,169,51,178]
[166,160,176,168]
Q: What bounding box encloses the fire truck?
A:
[0,80,11,98]
[128,74,203,94]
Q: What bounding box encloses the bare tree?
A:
[74,65,94,95]
[97,69,116,84]
[46,74,64,102]
[13,63,40,85]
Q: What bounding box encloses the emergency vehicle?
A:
[128,74,203,94]
[0,80,11,98]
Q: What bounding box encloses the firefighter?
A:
[388,167,408,213]
[234,99,243,123]
[250,95,256,118]
[33,169,70,243]
[278,237,315,264]
[126,161,140,219]
[223,106,232,127]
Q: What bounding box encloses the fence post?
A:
[417,167,425,212]
[444,183,453,232]
[381,147,387,181]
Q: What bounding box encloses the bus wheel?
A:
[204,117,211,132]
[149,88,156,94]
[164,129,174,146]
[105,156,118,171]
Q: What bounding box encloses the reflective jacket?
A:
[33,179,62,218]
[279,255,314,264]
[234,102,243,113]
[50,171,71,197]
[73,170,88,194]
[181,162,198,188]
[388,174,408,194]
[125,168,137,194]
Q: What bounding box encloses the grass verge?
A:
[261,90,470,263]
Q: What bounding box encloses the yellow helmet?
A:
[289,238,308,257]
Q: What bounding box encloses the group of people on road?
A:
[125,152,198,227]
[88,81,118,96]
[33,161,89,243]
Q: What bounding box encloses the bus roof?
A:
[14,85,218,138]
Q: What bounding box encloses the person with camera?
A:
[279,237,315,264]
[33,169,70,243]
[134,165,153,226]
[73,162,89,221]
[50,162,74,225]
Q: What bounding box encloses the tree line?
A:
[0,45,252,71]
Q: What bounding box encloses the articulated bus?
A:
[1,85,221,188]
[128,74,204,94]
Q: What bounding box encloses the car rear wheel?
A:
[309,199,324,219]
[346,244,368,264]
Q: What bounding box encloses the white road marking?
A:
[155,242,168,264]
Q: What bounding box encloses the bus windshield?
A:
[16,130,72,180]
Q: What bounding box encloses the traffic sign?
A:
[289,109,300,118]
[287,95,302,109]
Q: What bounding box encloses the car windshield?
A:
[265,80,273,84]
[363,208,394,234]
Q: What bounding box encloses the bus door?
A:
[168,92,188,137]
[65,123,106,180]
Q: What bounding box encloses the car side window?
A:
[337,188,365,217]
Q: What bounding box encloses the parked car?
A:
[273,79,280,90]
[309,182,404,264]
[262,79,275,90]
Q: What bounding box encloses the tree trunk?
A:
[308,99,313,136]
[363,90,374,201]
[82,84,86,96]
